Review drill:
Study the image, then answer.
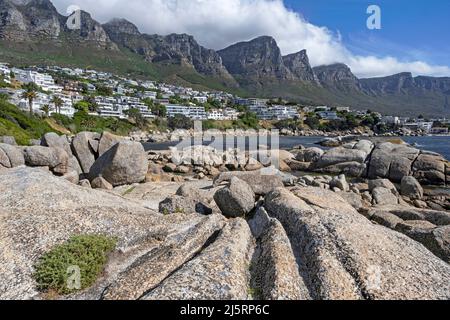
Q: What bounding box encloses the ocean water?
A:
[144,135,450,160]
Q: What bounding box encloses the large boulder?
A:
[0,136,17,146]
[413,154,447,186]
[0,147,9,168]
[339,192,364,211]
[295,147,324,163]
[98,131,124,156]
[352,140,374,154]
[264,187,450,300]
[214,177,255,218]
[89,141,148,187]
[41,132,72,155]
[316,147,368,169]
[367,143,421,182]
[213,170,284,196]
[368,143,419,181]
[317,161,367,177]
[367,205,450,227]
[395,222,449,263]
[330,174,349,192]
[176,183,215,205]
[369,179,398,195]
[401,176,424,199]
[372,187,399,206]
[23,146,69,174]
[0,143,24,168]
[71,132,99,174]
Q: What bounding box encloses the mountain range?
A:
[1,0,449,117]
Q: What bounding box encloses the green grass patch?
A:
[33,234,117,296]
[0,99,59,145]
[122,186,136,196]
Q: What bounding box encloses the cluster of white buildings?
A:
[7,63,446,134]
[95,96,154,119]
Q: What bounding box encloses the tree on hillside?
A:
[40,104,50,117]
[96,85,113,96]
[21,82,39,115]
[236,111,259,129]
[124,108,146,129]
[168,114,193,130]
[151,104,167,118]
[304,116,320,130]
[142,98,154,108]
[0,93,9,101]
[74,101,90,113]
[51,96,64,114]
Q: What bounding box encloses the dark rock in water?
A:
[317,138,342,147]
[89,141,148,187]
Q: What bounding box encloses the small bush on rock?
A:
[33,234,117,295]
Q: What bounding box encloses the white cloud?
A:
[52,0,450,78]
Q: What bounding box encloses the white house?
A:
[208,109,225,121]
[381,116,400,125]
[12,68,62,92]
[193,96,208,104]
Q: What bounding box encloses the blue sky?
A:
[54,0,450,77]
[285,0,450,67]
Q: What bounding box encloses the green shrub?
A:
[0,100,58,144]
[33,234,117,295]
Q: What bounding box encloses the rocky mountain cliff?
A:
[283,50,319,84]
[0,0,449,116]
[360,72,450,96]
[218,36,293,83]
[103,18,236,83]
[313,63,362,91]
[0,0,61,40]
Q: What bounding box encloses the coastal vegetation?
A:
[33,234,116,295]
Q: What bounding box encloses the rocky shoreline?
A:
[138,128,450,145]
[0,132,449,300]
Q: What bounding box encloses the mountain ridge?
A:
[0,0,449,117]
